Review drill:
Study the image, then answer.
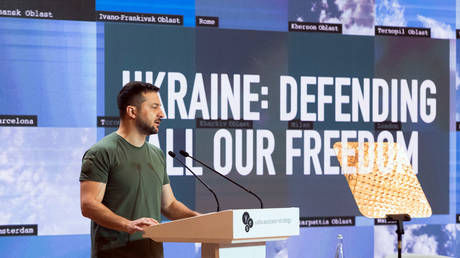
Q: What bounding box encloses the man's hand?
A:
[124,217,159,234]
[81,181,161,234]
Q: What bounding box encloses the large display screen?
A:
[0,0,458,257]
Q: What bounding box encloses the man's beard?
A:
[136,116,158,135]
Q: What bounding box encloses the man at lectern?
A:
[79,81,199,258]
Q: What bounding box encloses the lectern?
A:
[143,207,299,258]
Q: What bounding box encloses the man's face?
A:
[135,91,165,135]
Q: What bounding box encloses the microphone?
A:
[179,150,264,209]
[168,151,220,212]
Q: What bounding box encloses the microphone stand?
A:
[168,151,220,212]
[179,150,264,209]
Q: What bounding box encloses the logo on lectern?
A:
[242,212,254,232]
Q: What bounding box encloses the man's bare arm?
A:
[161,184,200,220]
[80,181,158,233]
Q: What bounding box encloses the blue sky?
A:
[288,0,456,37]
[457,42,460,120]
[196,0,287,31]
[0,18,97,127]
[97,0,288,31]
[289,0,375,35]
[376,0,455,38]
[0,127,95,235]
[96,0,196,26]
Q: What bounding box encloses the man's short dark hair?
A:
[117,81,160,117]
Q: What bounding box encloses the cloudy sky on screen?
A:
[0,127,95,235]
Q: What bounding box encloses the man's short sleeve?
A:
[80,149,110,183]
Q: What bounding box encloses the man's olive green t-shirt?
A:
[80,132,170,257]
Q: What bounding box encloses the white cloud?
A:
[345,23,375,35]
[374,226,396,258]
[0,151,7,165]
[456,68,460,90]
[0,127,96,235]
[335,0,348,11]
[375,224,451,257]
[297,0,375,35]
[402,225,435,254]
[443,224,456,236]
[319,10,341,24]
[0,212,12,222]
[331,0,375,35]
[0,127,12,140]
[442,224,456,250]
[311,2,318,12]
[80,128,91,144]
[409,234,438,254]
[417,15,455,39]
[375,0,407,26]
[406,224,423,231]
